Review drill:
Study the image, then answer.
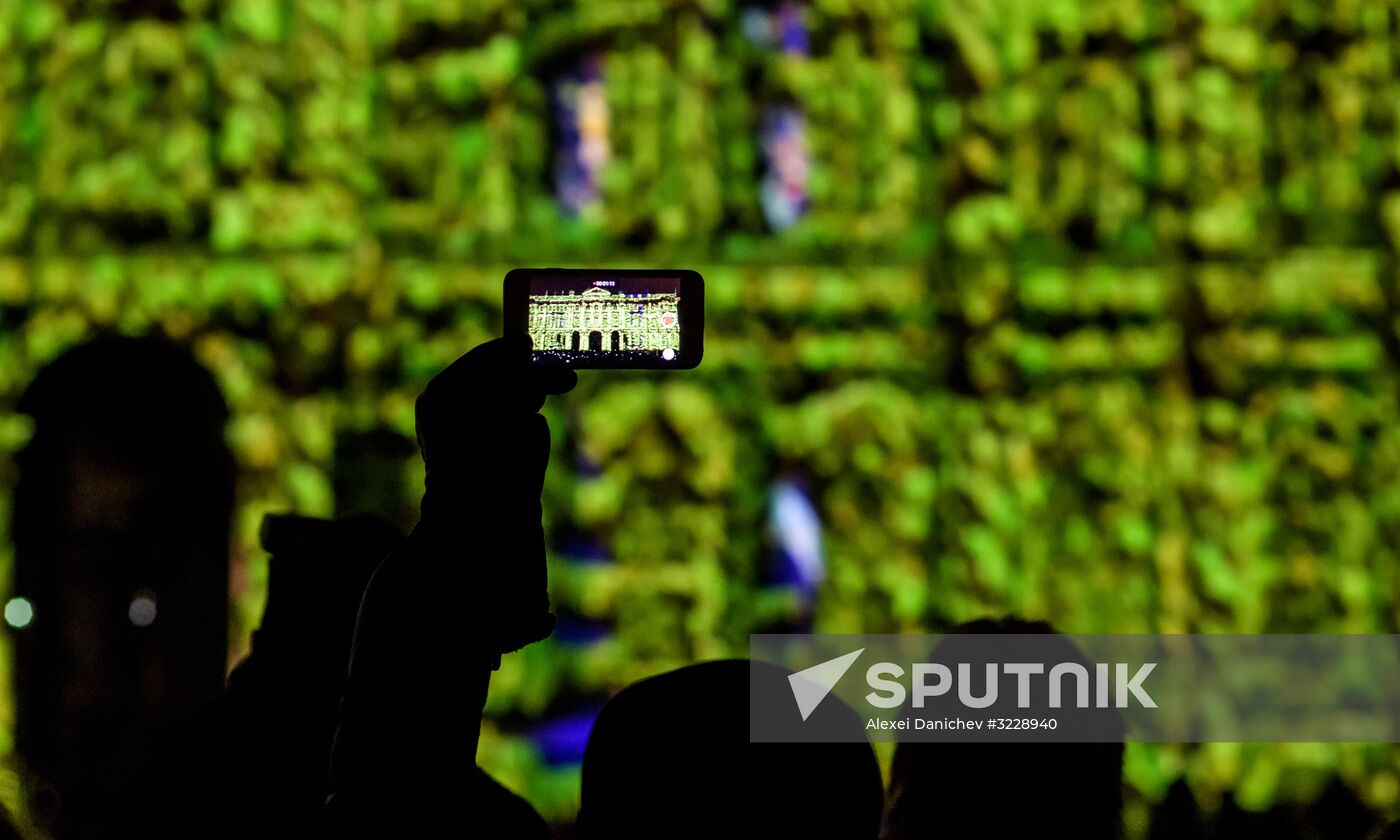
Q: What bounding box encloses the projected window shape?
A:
[553,54,611,216]
[747,2,810,231]
[767,477,824,593]
[761,107,810,231]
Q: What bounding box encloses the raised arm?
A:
[324,335,575,837]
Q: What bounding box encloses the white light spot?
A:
[4,598,34,629]
[662,348,676,361]
[128,590,157,628]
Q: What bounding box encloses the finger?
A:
[531,366,578,396]
[498,333,576,396]
[428,335,530,393]
[428,336,573,409]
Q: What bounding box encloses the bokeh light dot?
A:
[4,598,34,629]
[129,593,158,628]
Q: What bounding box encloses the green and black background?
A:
[2,0,1400,832]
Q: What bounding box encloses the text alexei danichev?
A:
[867,717,1060,731]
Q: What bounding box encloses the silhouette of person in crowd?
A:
[216,511,548,839]
[208,512,403,838]
[205,339,553,836]
[577,659,884,839]
[882,617,1125,840]
[324,334,574,838]
[10,337,233,839]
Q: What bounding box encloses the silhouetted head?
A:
[10,336,233,837]
[883,618,1125,840]
[1213,777,1377,840]
[577,659,883,840]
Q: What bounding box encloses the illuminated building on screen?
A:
[528,286,680,353]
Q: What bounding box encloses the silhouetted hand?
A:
[412,333,577,655]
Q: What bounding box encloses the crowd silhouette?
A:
[0,333,1395,839]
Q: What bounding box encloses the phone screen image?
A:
[526,276,684,365]
[504,268,703,369]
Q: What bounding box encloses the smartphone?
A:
[504,269,704,369]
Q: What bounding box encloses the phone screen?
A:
[506,270,705,369]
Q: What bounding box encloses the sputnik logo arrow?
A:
[788,648,864,721]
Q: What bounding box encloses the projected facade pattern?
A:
[528,287,680,352]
